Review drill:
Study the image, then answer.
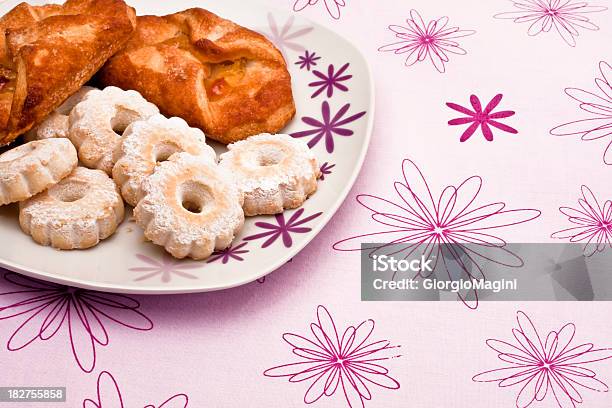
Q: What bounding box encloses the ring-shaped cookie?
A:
[19,167,125,249]
[68,86,159,174]
[113,114,217,207]
[24,86,97,142]
[218,133,319,216]
[134,152,244,260]
[0,138,77,206]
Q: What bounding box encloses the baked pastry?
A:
[0,138,77,206]
[113,114,217,207]
[19,167,124,249]
[0,0,136,146]
[98,8,295,144]
[134,152,244,260]
[24,86,97,142]
[219,134,319,216]
[68,86,159,174]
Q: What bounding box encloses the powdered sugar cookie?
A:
[19,167,125,250]
[134,153,244,260]
[24,86,97,142]
[218,133,319,216]
[68,86,159,174]
[113,114,216,207]
[0,138,78,206]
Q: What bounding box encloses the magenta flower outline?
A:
[447,94,518,142]
[293,0,346,20]
[378,9,476,73]
[129,254,201,283]
[264,305,401,408]
[291,101,366,153]
[244,208,322,248]
[83,371,189,408]
[333,159,541,308]
[473,311,612,408]
[207,242,249,264]
[309,63,352,98]
[0,272,153,373]
[551,61,612,165]
[551,185,612,256]
[296,50,321,71]
[494,0,607,47]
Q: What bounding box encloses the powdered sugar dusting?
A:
[57,86,98,115]
[19,167,124,249]
[0,139,77,205]
[135,153,244,260]
[113,114,216,207]
[68,86,159,174]
[24,86,97,142]
[219,133,319,215]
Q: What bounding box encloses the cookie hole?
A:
[154,142,181,164]
[182,199,203,214]
[51,180,88,203]
[111,121,128,136]
[256,146,285,166]
[257,155,281,166]
[110,108,142,136]
[0,143,35,162]
[179,181,213,215]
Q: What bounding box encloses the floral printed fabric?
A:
[0,0,611,407]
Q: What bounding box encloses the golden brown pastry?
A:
[98,8,296,144]
[0,0,136,146]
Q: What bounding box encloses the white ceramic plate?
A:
[0,0,373,294]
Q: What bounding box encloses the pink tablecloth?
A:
[1,1,612,407]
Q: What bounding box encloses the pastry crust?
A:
[219,134,319,216]
[0,138,78,206]
[0,0,136,146]
[19,166,124,249]
[98,8,295,144]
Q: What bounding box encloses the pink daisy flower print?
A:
[264,305,400,408]
[334,159,540,308]
[551,61,612,165]
[551,185,612,256]
[494,0,607,47]
[296,50,321,71]
[129,254,201,283]
[309,63,352,99]
[378,9,475,73]
[207,242,249,264]
[264,14,313,57]
[293,0,346,20]
[83,371,189,408]
[291,101,366,153]
[447,94,518,142]
[244,209,322,248]
[0,272,153,373]
[319,162,336,180]
[473,311,612,408]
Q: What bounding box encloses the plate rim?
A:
[0,5,375,294]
